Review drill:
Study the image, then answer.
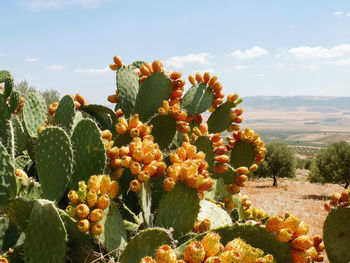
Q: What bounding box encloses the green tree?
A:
[309,141,350,188]
[255,142,296,186]
[15,80,60,106]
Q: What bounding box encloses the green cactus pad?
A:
[80,104,118,130]
[101,202,127,254]
[4,77,14,99]
[0,70,10,83]
[16,177,42,201]
[230,141,255,169]
[197,200,232,229]
[119,228,173,263]
[0,142,17,204]
[115,133,132,147]
[193,135,214,171]
[116,65,140,118]
[138,180,152,227]
[14,155,31,170]
[54,95,76,132]
[177,223,292,262]
[213,164,237,184]
[133,71,172,122]
[323,207,350,263]
[181,83,214,115]
[35,127,73,202]
[22,93,47,137]
[70,119,106,187]
[207,101,235,133]
[6,198,35,232]
[13,116,29,153]
[155,182,200,239]
[72,111,84,129]
[24,199,67,263]
[149,114,177,150]
[131,61,146,68]
[0,218,24,253]
[9,90,21,113]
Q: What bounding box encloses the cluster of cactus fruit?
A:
[0,57,349,263]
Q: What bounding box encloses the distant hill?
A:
[242,96,350,111]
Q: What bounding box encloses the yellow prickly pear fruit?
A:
[68,190,80,204]
[122,156,133,168]
[227,93,239,102]
[155,245,177,263]
[140,257,156,263]
[188,74,196,85]
[116,123,127,134]
[90,208,104,222]
[305,247,318,261]
[249,164,258,172]
[130,179,142,192]
[137,171,150,183]
[201,232,221,257]
[77,219,90,233]
[204,257,222,263]
[75,204,90,219]
[97,194,110,210]
[65,205,76,217]
[283,215,300,233]
[100,175,111,194]
[290,235,313,250]
[235,166,249,174]
[111,167,124,180]
[87,175,100,192]
[130,161,142,175]
[220,250,241,262]
[293,221,309,238]
[275,228,293,242]
[265,215,284,232]
[86,190,98,207]
[113,55,123,67]
[109,64,118,71]
[290,248,312,263]
[109,181,119,199]
[101,130,112,141]
[91,223,103,236]
[132,148,144,162]
[184,241,206,263]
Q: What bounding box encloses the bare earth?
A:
[240,170,345,263]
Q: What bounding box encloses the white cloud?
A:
[248,73,266,77]
[329,58,350,65]
[191,68,214,74]
[25,57,39,62]
[273,63,319,70]
[74,67,109,75]
[166,53,211,68]
[234,65,248,70]
[289,44,350,59]
[27,0,108,10]
[333,11,344,16]
[231,46,268,59]
[47,65,66,70]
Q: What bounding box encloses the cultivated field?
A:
[241,170,344,263]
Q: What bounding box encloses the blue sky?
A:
[1,0,350,104]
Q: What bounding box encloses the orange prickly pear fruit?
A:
[290,248,312,263]
[173,78,185,88]
[198,218,211,233]
[152,60,163,72]
[215,155,229,164]
[204,257,222,263]
[77,219,90,233]
[130,162,142,175]
[235,166,249,174]
[184,241,206,263]
[140,257,156,263]
[130,179,142,192]
[265,214,284,232]
[220,250,241,262]
[283,215,300,233]
[227,93,239,102]
[208,76,218,87]
[290,235,313,250]
[138,171,150,183]
[164,177,176,192]
[15,169,28,179]
[313,235,323,247]
[109,64,118,71]
[113,55,123,67]
[275,228,293,242]
[116,123,127,134]
[195,72,203,83]
[97,194,110,210]
[75,204,90,219]
[100,175,111,194]
[109,181,119,199]
[155,245,177,263]
[331,192,341,204]
[86,190,98,207]
[89,209,104,222]
[170,71,182,80]
[305,247,318,261]
[108,94,119,103]
[75,93,85,105]
[188,74,196,85]
[213,164,228,174]
[201,232,221,257]
[199,123,208,134]
[140,65,151,76]
[91,223,103,236]
[203,72,211,83]
[293,221,309,238]
[249,164,258,172]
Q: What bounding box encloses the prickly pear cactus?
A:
[0,57,330,263]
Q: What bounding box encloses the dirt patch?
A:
[240,176,344,262]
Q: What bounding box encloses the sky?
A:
[1,0,350,104]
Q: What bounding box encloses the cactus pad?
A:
[13,116,28,154]
[178,223,292,262]
[181,83,214,115]
[207,101,235,133]
[24,199,67,263]
[80,104,118,131]
[116,65,140,118]
[0,70,10,83]
[54,95,76,132]
[119,228,173,263]
[9,90,21,113]
[197,200,233,229]
[193,136,214,170]
[22,93,47,137]
[0,142,17,204]
[149,115,177,150]
[230,141,255,169]
[155,182,200,239]
[35,127,73,202]
[138,181,152,227]
[133,72,172,121]
[323,207,350,263]
[70,119,106,187]
[131,61,146,68]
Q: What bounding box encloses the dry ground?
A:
[240,170,345,263]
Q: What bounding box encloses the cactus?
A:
[0,58,333,263]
